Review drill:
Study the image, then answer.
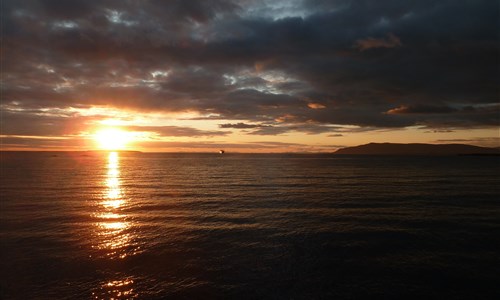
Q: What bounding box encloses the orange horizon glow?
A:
[1,113,498,152]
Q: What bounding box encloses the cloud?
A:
[307,103,326,109]
[0,109,100,136]
[0,136,91,150]
[123,140,339,152]
[248,126,291,135]
[355,33,402,51]
[125,125,229,137]
[386,105,457,114]
[219,122,269,129]
[424,130,454,133]
[0,108,229,138]
[2,0,499,139]
[247,123,348,135]
[434,137,500,148]
[385,104,499,128]
[219,122,347,135]
[0,136,332,152]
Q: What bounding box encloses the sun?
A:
[94,128,133,150]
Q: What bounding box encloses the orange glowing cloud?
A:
[307,103,326,109]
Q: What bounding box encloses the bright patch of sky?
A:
[105,10,137,26]
[241,0,309,20]
[221,67,299,93]
[52,20,78,29]
[150,71,170,78]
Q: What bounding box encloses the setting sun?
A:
[94,128,133,150]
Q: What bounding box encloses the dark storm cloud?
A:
[2,0,498,137]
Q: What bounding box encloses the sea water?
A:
[1,152,499,299]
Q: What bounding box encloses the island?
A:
[334,143,500,155]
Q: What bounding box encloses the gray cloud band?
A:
[2,0,498,137]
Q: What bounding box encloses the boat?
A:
[219,150,225,154]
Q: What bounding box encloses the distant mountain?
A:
[334,143,500,155]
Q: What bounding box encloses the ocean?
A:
[1,152,499,299]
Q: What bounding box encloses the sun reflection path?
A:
[90,152,143,299]
[92,277,139,300]
[102,152,124,209]
[93,152,141,260]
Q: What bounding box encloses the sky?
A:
[1,0,499,152]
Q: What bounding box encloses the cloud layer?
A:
[2,0,499,142]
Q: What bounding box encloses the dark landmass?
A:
[334,143,500,155]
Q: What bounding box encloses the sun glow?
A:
[94,128,133,150]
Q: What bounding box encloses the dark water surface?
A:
[1,152,499,299]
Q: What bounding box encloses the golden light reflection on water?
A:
[92,152,140,299]
[92,152,142,260]
[105,152,122,201]
[92,277,138,299]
